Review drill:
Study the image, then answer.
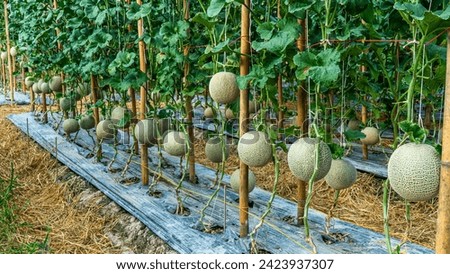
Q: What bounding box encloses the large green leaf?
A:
[207,0,226,17]
[293,48,341,85]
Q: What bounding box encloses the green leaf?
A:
[344,130,366,141]
[207,0,226,17]
[398,121,428,143]
[294,48,341,85]
[327,143,345,160]
[192,12,217,30]
[256,22,274,40]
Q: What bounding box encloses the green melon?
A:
[325,159,357,190]
[163,131,188,157]
[40,82,50,94]
[209,72,239,104]
[25,77,35,88]
[79,115,96,130]
[388,143,440,202]
[205,137,229,163]
[49,75,62,92]
[32,83,41,94]
[347,119,360,130]
[360,127,379,145]
[96,119,117,140]
[60,97,76,112]
[63,118,80,134]
[134,119,157,145]
[287,137,332,182]
[237,131,272,167]
[204,107,214,119]
[76,82,90,97]
[111,106,131,129]
[230,169,257,194]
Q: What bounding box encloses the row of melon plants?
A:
[2,0,449,252]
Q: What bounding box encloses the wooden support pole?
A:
[137,0,149,186]
[1,58,5,95]
[90,74,101,159]
[436,30,450,254]
[4,0,14,102]
[183,0,196,184]
[30,85,35,112]
[42,89,48,123]
[296,18,307,226]
[21,60,25,93]
[239,0,251,237]
[361,65,368,160]
[11,54,15,92]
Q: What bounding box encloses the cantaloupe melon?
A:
[60,97,76,112]
[32,82,41,94]
[0,52,7,60]
[347,119,360,130]
[360,127,379,145]
[225,108,235,120]
[325,159,357,190]
[63,118,80,134]
[388,143,440,202]
[209,72,239,104]
[111,106,131,129]
[163,131,188,157]
[205,136,229,163]
[77,82,90,97]
[10,46,17,57]
[96,119,117,140]
[25,77,34,88]
[287,137,332,182]
[40,82,50,94]
[237,131,272,167]
[49,75,62,92]
[79,115,96,130]
[230,169,256,193]
[134,118,171,145]
[204,107,214,119]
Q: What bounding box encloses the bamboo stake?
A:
[239,0,251,238]
[436,30,450,254]
[90,74,101,159]
[42,89,48,123]
[21,60,25,93]
[183,0,196,184]
[296,18,308,226]
[11,54,16,92]
[137,0,148,185]
[4,0,14,102]
[1,58,5,94]
[361,65,368,160]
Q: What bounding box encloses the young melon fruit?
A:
[96,119,117,140]
[287,137,332,182]
[325,159,357,190]
[387,143,440,202]
[10,46,17,57]
[32,82,41,94]
[60,97,76,112]
[79,115,96,130]
[0,52,7,60]
[204,107,214,119]
[40,82,50,94]
[163,131,188,157]
[63,118,80,134]
[134,119,160,145]
[111,106,131,129]
[77,82,90,97]
[237,131,272,167]
[209,72,239,104]
[225,108,235,120]
[360,127,379,145]
[230,169,256,194]
[25,77,34,88]
[347,119,360,130]
[49,75,62,92]
[205,137,229,163]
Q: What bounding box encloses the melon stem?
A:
[383,179,394,254]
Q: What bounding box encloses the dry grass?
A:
[194,135,437,250]
[0,105,120,253]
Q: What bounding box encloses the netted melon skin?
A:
[50,76,62,92]
[209,72,239,104]
[237,131,272,167]
[230,169,256,193]
[163,131,188,157]
[361,127,379,145]
[63,119,80,134]
[388,143,440,202]
[204,107,214,118]
[205,137,229,163]
[325,159,357,190]
[79,115,96,130]
[111,106,131,129]
[287,137,332,182]
[96,120,117,140]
